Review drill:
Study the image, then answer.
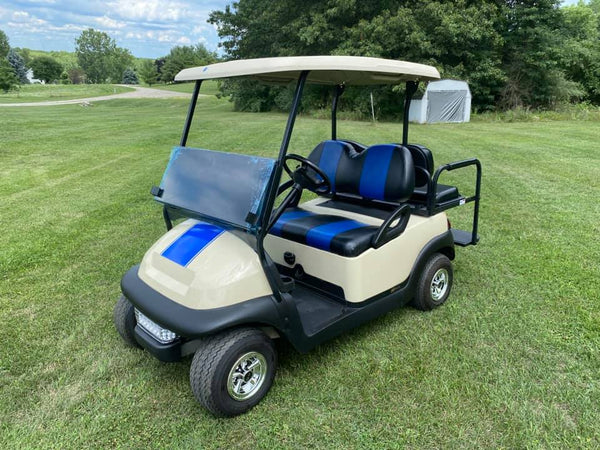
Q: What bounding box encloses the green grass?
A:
[0,84,134,103]
[0,96,599,449]
[150,80,221,96]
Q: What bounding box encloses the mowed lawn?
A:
[0,84,134,103]
[0,96,599,448]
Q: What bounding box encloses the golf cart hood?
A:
[137,219,272,310]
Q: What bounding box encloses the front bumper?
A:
[134,325,182,362]
[121,265,283,338]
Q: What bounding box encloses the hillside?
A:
[20,48,150,72]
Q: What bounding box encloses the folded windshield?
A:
[155,147,275,231]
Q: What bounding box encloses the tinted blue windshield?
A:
[155,147,275,231]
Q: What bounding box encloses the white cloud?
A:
[95,15,126,29]
[106,0,188,22]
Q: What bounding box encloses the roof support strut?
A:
[180,80,202,146]
[402,80,419,146]
[256,70,309,300]
[331,84,345,140]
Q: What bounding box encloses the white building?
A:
[26,68,44,84]
[409,79,471,124]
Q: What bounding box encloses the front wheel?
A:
[190,328,277,417]
[412,253,453,311]
[113,294,141,348]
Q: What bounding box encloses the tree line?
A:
[0,28,216,92]
[209,0,600,114]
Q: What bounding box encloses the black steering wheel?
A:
[283,154,332,194]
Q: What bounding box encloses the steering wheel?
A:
[283,154,332,194]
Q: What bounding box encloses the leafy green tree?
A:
[0,58,18,92]
[0,29,9,59]
[499,0,580,108]
[75,28,133,83]
[30,56,63,83]
[139,59,159,86]
[7,48,28,84]
[15,47,31,67]
[160,44,216,82]
[558,2,600,103]
[122,68,139,84]
[59,71,70,84]
[68,67,86,84]
[209,0,507,113]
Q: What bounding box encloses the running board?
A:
[451,228,479,247]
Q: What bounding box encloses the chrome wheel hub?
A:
[430,268,449,301]
[227,352,267,401]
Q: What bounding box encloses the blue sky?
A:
[0,0,584,59]
[0,0,229,58]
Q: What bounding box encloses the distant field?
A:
[0,96,598,448]
[151,79,221,96]
[0,84,134,103]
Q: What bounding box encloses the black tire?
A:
[190,328,277,417]
[113,294,141,348]
[412,253,453,311]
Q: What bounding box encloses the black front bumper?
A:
[134,325,182,362]
[121,265,283,339]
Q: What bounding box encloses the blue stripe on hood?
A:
[161,223,224,266]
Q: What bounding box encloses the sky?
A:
[0,0,585,59]
[0,0,229,58]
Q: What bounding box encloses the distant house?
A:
[26,68,44,84]
[409,79,471,123]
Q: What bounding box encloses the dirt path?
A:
[0,85,193,107]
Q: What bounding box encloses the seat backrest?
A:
[308,140,415,202]
[406,144,434,187]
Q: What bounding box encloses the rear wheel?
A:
[190,328,276,417]
[113,295,141,348]
[413,253,453,311]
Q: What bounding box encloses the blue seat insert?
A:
[270,208,377,257]
[307,141,415,202]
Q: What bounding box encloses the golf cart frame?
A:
[116,56,481,416]
[123,64,480,356]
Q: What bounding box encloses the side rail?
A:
[429,158,481,246]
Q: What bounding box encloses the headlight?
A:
[135,309,179,344]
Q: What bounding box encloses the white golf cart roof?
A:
[175,56,440,85]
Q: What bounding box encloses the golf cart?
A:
[114,56,481,417]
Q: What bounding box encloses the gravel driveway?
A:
[0,85,192,107]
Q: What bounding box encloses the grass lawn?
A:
[0,96,599,448]
[150,80,221,96]
[0,84,134,103]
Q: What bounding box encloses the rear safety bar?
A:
[428,158,481,246]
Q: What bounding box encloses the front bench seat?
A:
[269,141,415,257]
[270,208,378,257]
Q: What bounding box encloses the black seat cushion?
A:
[307,141,415,202]
[269,208,378,257]
[411,183,460,204]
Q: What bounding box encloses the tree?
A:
[160,44,216,82]
[30,56,63,83]
[68,67,86,84]
[122,68,139,84]
[0,29,9,59]
[139,59,159,86]
[209,0,507,113]
[14,47,31,67]
[75,28,133,83]
[0,58,18,92]
[7,49,28,84]
[558,2,600,104]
